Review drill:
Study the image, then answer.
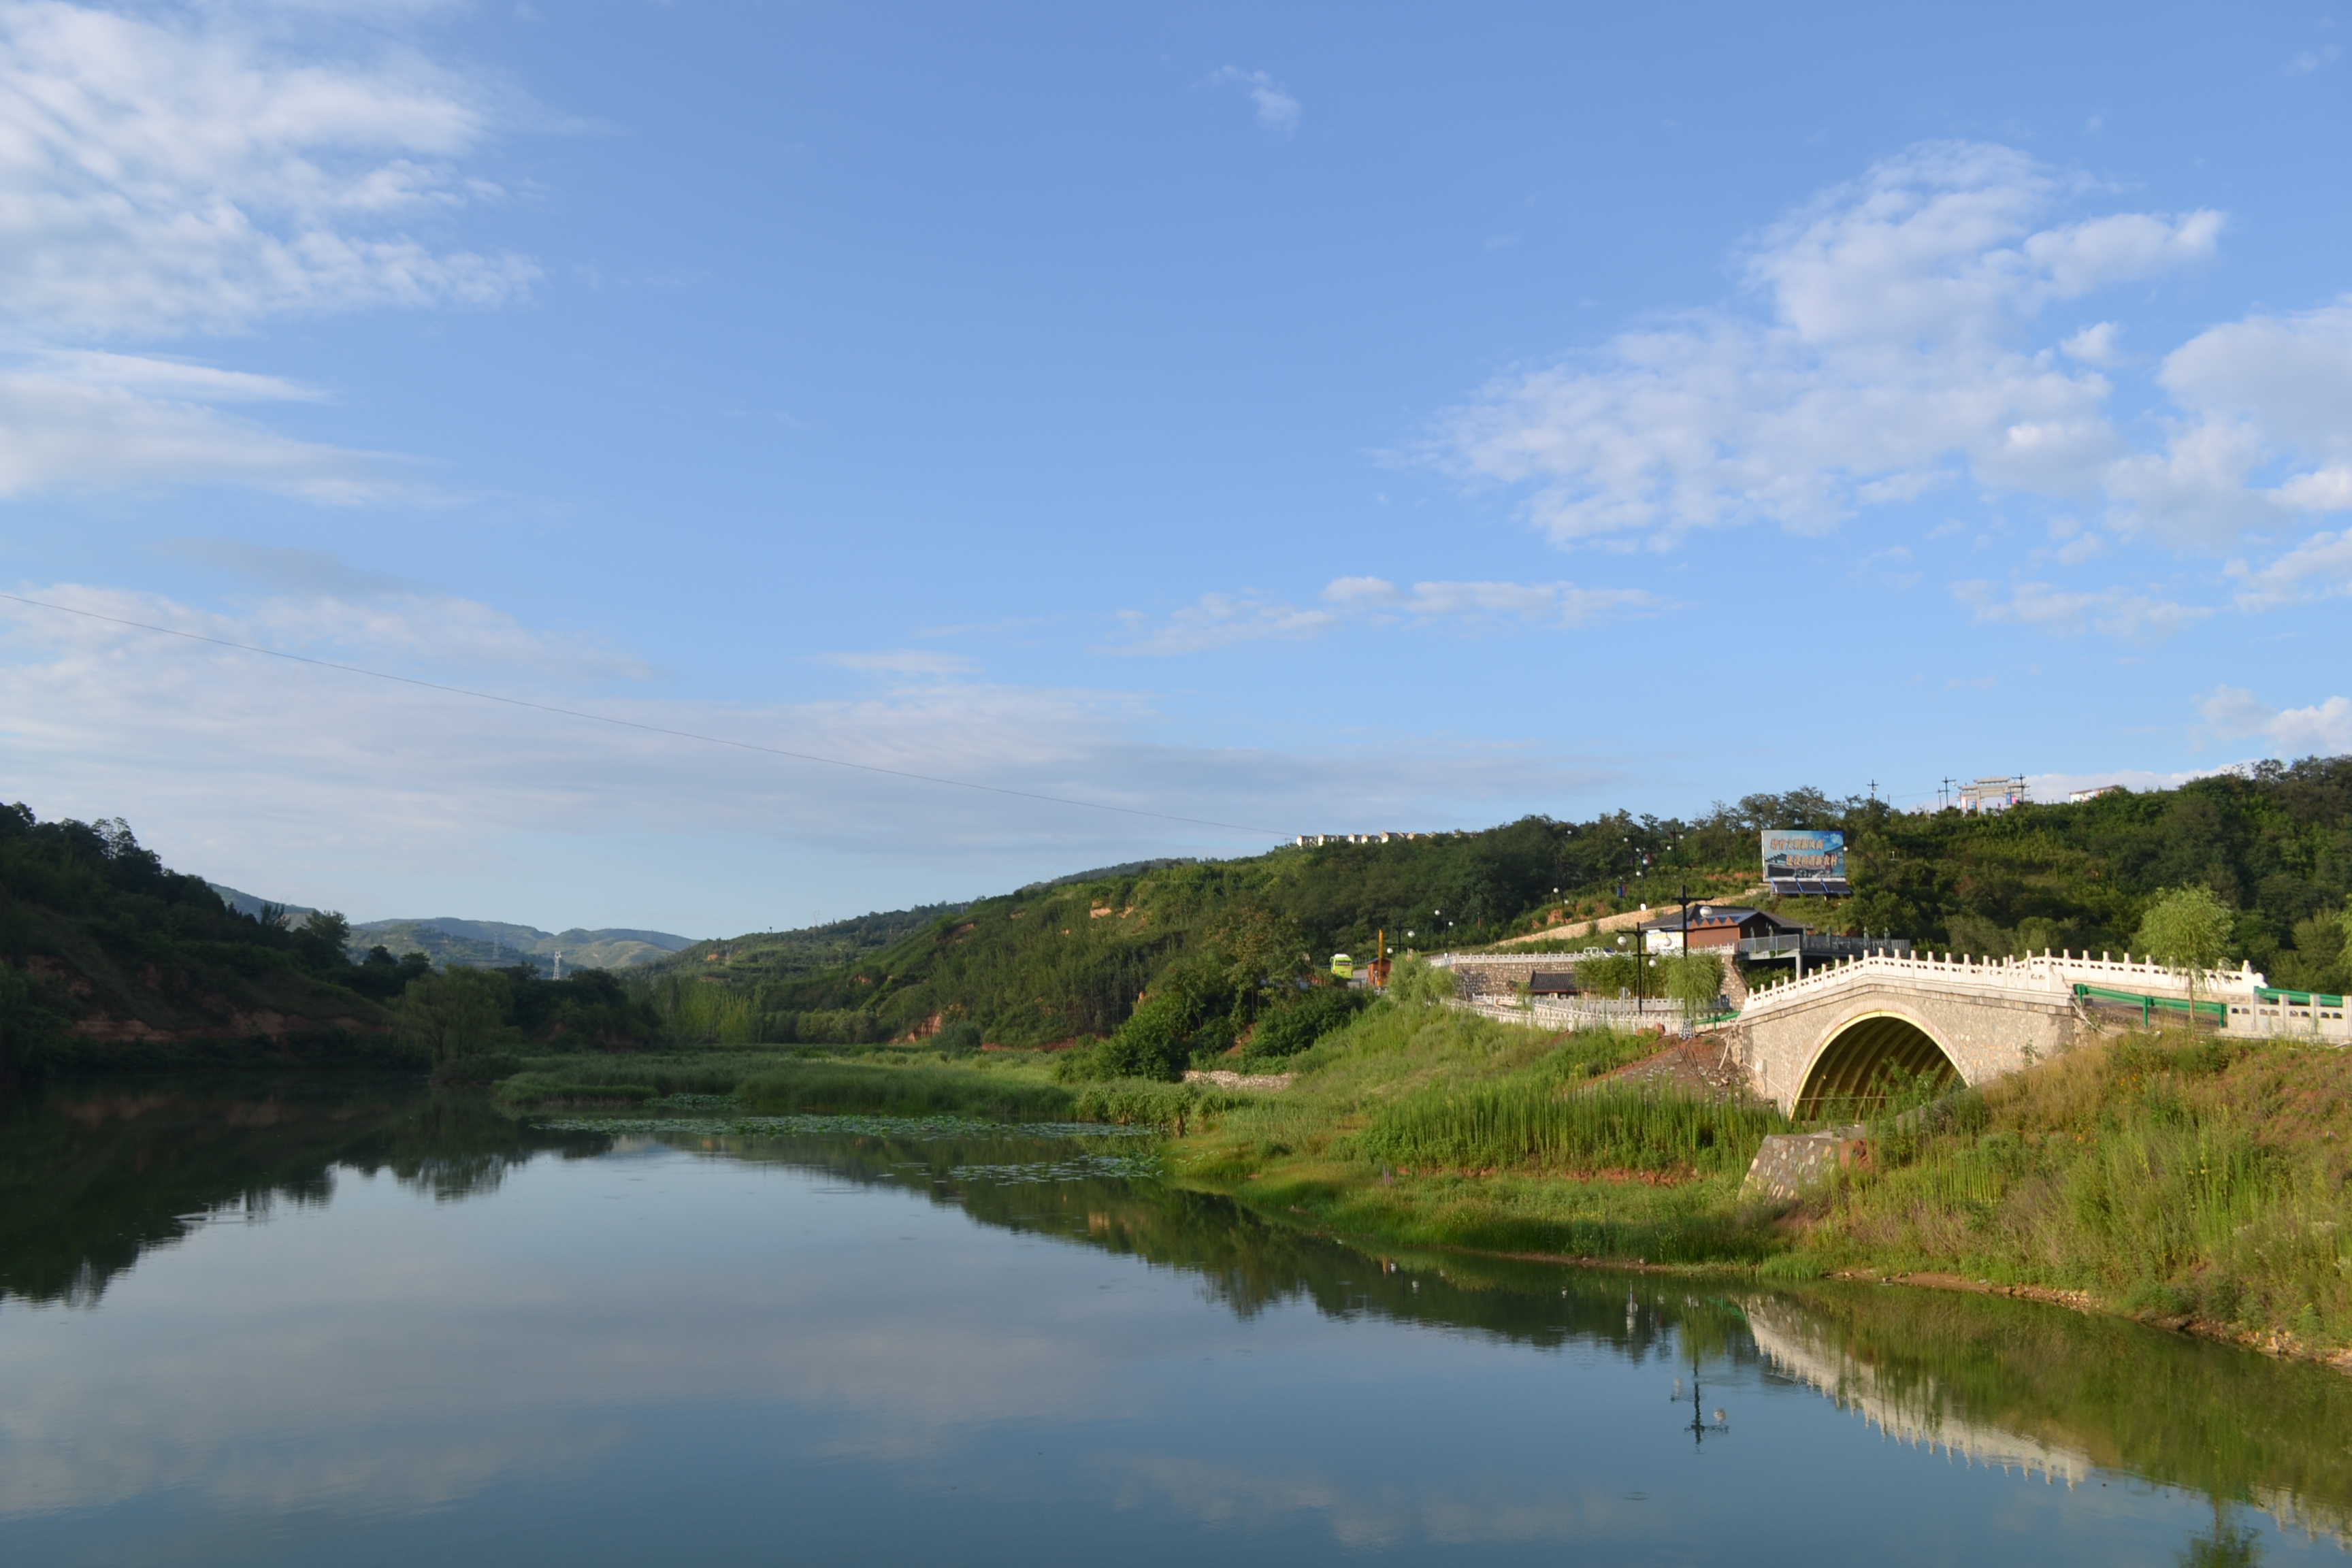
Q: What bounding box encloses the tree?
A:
[298,910,351,950]
[393,968,512,1065]
[2132,886,2235,1011]
[1384,957,1456,1009]
[1663,951,1726,1023]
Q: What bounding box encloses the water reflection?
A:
[0,1075,606,1305]
[1,1078,2345,1566]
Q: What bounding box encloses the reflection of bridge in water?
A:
[1744,1295,2352,1546]
[1744,1296,2093,1486]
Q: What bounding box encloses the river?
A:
[1,1076,2345,1565]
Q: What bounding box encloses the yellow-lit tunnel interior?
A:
[1795,1012,1960,1120]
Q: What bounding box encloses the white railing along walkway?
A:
[1738,948,2265,1017]
[1458,994,1712,1037]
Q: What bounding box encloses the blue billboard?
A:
[1761,830,1847,894]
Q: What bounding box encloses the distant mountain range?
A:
[206,885,696,971]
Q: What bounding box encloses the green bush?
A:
[1068,1079,1244,1130]
[1247,987,1369,1060]
[1383,958,1456,1009]
[495,1075,659,1107]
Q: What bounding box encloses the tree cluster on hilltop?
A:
[709,757,2352,1052]
[8,755,2349,1070]
[0,803,662,1074]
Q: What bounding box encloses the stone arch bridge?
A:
[1718,951,2302,1115]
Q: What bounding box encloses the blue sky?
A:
[2,1,2349,934]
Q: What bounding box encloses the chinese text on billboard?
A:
[1760,830,1846,879]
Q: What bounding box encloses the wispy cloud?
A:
[821,650,980,679]
[1213,67,1300,133]
[1950,578,2212,640]
[1110,576,1664,655]
[2198,685,2352,755]
[0,582,1624,915]
[0,355,399,500]
[0,1,537,500]
[2227,529,2352,609]
[0,1,534,338]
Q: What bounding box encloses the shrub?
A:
[1247,987,1368,1060]
[1383,958,1456,1008]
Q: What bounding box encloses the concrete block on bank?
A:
[1742,1128,1869,1202]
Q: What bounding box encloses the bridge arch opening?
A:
[1796,1012,1960,1120]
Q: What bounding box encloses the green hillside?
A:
[650,902,970,983]
[691,759,2352,1051]
[0,804,666,1074]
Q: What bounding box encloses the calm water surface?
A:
[3,1077,2348,1566]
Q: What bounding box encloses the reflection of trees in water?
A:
[689,1127,2352,1556]
[672,1128,1765,1362]
[5,1088,2347,1565]
[2180,1503,2264,1567]
[0,1077,607,1305]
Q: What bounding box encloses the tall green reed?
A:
[1350,1079,1789,1176]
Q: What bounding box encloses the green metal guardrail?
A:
[2256,985,2347,1009]
[2071,983,2227,1026]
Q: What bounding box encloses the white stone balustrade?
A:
[1740,948,2265,1022]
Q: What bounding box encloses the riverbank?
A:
[1161,996,2352,1363]
[457,994,2352,1360]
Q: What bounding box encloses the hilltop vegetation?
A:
[7,753,2347,1073]
[651,902,969,983]
[0,804,668,1074]
[673,756,2352,1056]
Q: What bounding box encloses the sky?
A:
[2,1,2350,936]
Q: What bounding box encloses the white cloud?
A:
[1111,576,1663,654]
[1950,578,2212,640]
[1213,67,1300,133]
[1111,593,1338,655]
[0,0,535,338]
[2059,321,2122,365]
[0,582,1620,917]
[2199,685,2352,755]
[2111,299,2352,544]
[1439,142,2220,549]
[1431,142,2352,574]
[0,2,536,500]
[0,353,393,499]
[2227,528,2352,609]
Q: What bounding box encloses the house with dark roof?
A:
[1637,906,1806,953]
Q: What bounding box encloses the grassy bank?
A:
[1173,1002,1794,1262]
[485,1043,1247,1128]
[1162,996,2352,1358]
[1801,1030,2352,1352]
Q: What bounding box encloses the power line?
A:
[0,590,1286,839]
